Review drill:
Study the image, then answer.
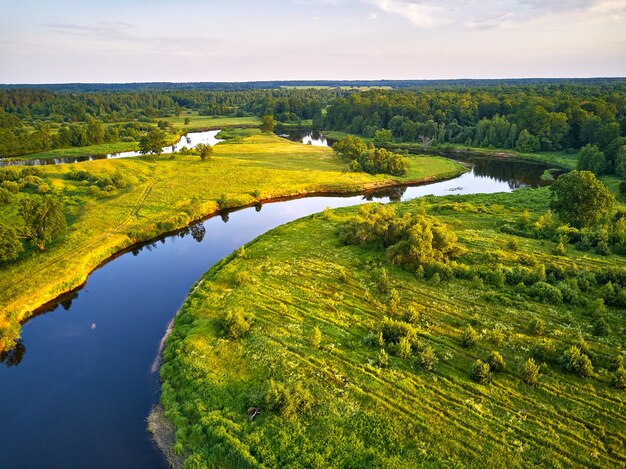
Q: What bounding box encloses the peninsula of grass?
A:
[0,133,465,350]
[157,187,626,468]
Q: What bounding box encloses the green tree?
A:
[550,170,614,228]
[311,326,322,349]
[373,128,393,145]
[561,345,593,377]
[461,325,479,348]
[470,359,491,384]
[86,118,105,144]
[139,128,167,155]
[332,135,370,161]
[487,351,506,372]
[417,346,438,371]
[19,195,67,250]
[196,143,213,161]
[260,115,276,133]
[515,129,540,153]
[0,225,23,262]
[577,144,606,175]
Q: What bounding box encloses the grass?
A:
[0,133,465,350]
[158,187,626,468]
[8,116,261,161]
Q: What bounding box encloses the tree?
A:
[311,326,322,349]
[550,170,614,228]
[261,115,276,133]
[373,129,393,145]
[487,351,506,372]
[19,195,67,250]
[461,325,479,347]
[332,135,370,161]
[196,143,213,161]
[577,144,606,175]
[139,128,167,155]
[515,129,540,153]
[0,225,23,262]
[561,346,593,377]
[86,118,105,144]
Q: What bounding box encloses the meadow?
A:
[0,133,464,351]
[158,187,626,468]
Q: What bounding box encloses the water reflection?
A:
[279,129,334,148]
[0,340,26,368]
[0,130,223,167]
[364,186,407,202]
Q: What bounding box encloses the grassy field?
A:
[158,187,626,468]
[0,134,465,351]
[9,116,261,161]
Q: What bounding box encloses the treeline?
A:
[320,84,626,172]
[1,77,622,92]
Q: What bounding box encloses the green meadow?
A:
[0,133,464,350]
[158,187,626,468]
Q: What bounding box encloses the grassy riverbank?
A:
[158,187,626,468]
[0,133,465,351]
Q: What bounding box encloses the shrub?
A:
[612,355,625,371]
[561,346,593,377]
[417,346,438,371]
[220,309,253,339]
[529,281,563,304]
[461,326,479,348]
[234,271,251,286]
[470,360,491,384]
[377,348,390,368]
[264,380,314,418]
[613,368,626,389]
[404,304,421,324]
[522,358,541,384]
[388,289,401,316]
[381,317,417,344]
[397,336,412,358]
[487,351,506,372]
[530,338,557,363]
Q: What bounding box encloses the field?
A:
[0,134,465,350]
[8,116,261,161]
[158,187,626,468]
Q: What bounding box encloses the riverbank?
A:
[0,134,465,351]
[157,188,626,467]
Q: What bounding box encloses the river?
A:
[0,130,223,167]
[0,133,555,468]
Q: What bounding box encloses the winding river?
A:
[0,132,555,468]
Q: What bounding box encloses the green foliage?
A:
[561,346,594,377]
[0,225,23,262]
[19,195,67,250]
[522,358,541,385]
[219,309,253,340]
[613,368,626,389]
[377,348,390,368]
[340,204,462,271]
[264,380,314,419]
[529,281,563,304]
[577,144,606,175]
[550,170,614,228]
[139,128,167,155]
[529,318,546,336]
[417,346,438,371]
[260,115,276,133]
[515,129,540,153]
[196,143,213,161]
[470,359,491,384]
[461,325,479,348]
[487,351,506,372]
[333,135,408,176]
[373,128,393,145]
[397,336,412,358]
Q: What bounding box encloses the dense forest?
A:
[1,82,625,179]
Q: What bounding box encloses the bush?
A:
[264,380,314,418]
[530,338,557,363]
[613,368,626,389]
[461,325,479,348]
[381,317,417,344]
[470,360,491,384]
[417,346,438,371]
[522,358,541,385]
[561,346,593,377]
[487,351,506,372]
[396,336,412,358]
[529,281,563,304]
[220,309,253,339]
[592,317,609,336]
[377,348,390,368]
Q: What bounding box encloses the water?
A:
[0,154,554,468]
[0,130,222,167]
[278,129,334,148]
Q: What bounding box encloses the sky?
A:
[1,0,625,83]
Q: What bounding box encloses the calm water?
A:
[0,149,553,468]
[0,130,223,167]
